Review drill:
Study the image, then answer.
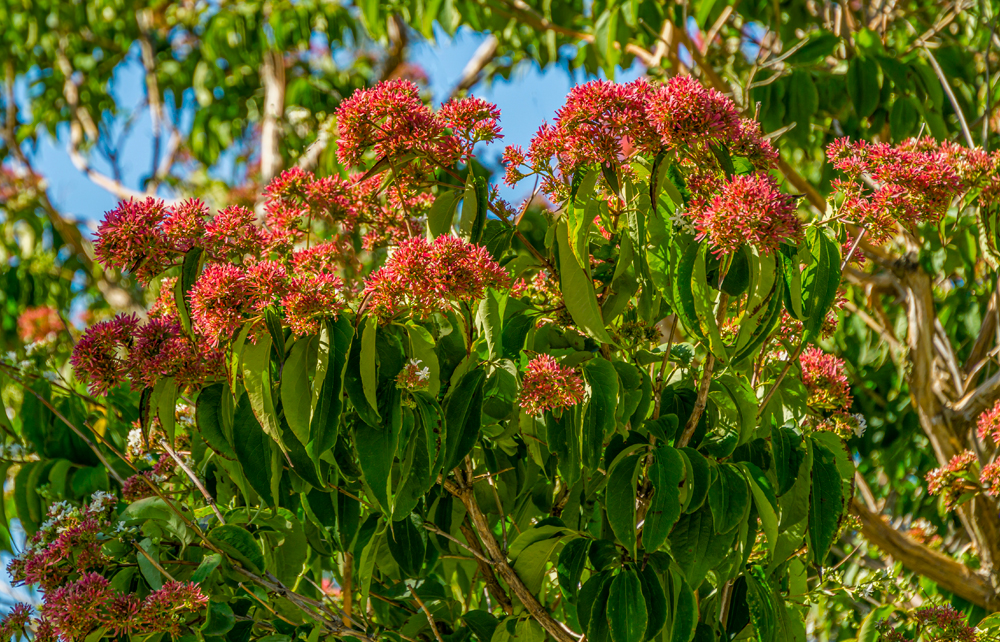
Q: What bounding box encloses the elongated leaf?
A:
[608,568,647,642]
[208,524,265,574]
[557,220,614,344]
[669,504,737,587]
[241,333,288,452]
[741,463,778,553]
[847,56,880,118]
[197,384,235,458]
[557,537,591,599]
[443,367,486,472]
[708,463,750,533]
[281,337,314,446]
[642,446,684,552]
[387,514,425,577]
[427,191,459,238]
[671,241,705,341]
[583,358,619,469]
[606,451,642,558]
[691,243,728,363]
[360,317,379,414]
[808,440,845,565]
[638,564,667,641]
[232,392,276,506]
[354,417,398,515]
[800,228,842,346]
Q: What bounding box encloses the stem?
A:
[158,439,226,524]
[677,293,729,447]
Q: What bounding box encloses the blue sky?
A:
[23,28,643,225]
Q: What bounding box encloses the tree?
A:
[3,0,1000,641]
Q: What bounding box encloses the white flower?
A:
[128,428,144,454]
[852,413,867,438]
[90,490,116,512]
[417,367,430,381]
[669,209,697,234]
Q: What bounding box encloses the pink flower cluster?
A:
[41,573,207,639]
[71,313,224,395]
[7,498,115,591]
[364,235,509,320]
[336,79,501,171]
[826,137,998,243]
[799,347,852,410]
[692,174,801,255]
[977,399,1000,446]
[503,77,778,199]
[17,306,65,344]
[912,606,978,642]
[519,355,585,415]
[122,455,177,502]
[925,451,979,511]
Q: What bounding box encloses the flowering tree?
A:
[0,75,876,641]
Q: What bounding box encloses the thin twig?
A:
[158,439,226,524]
[922,45,976,147]
[134,543,178,582]
[411,591,446,642]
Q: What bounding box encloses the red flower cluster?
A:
[71,313,224,395]
[364,235,509,319]
[926,451,979,511]
[17,306,65,344]
[336,78,501,171]
[122,456,177,502]
[519,355,585,415]
[8,497,115,591]
[799,347,852,410]
[977,399,1000,446]
[42,573,207,639]
[692,174,801,255]
[503,77,778,199]
[912,606,978,642]
[826,137,993,243]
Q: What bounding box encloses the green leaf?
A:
[512,535,565,594]
[746,566,778,642]
[800,228,842,347]
[202,601,235,636]
[665,567,697,642]
[557,537,591,599]
[671,242,705,342]
[460,174,488,244]
[427,191,459,238]
[579,571,613,636]
[786,71,818,141]
[196,384,235,458]
[174,247,203,335]
[691,243,728,363]
[462,609,500,642]
[557,220,615,344]
[387,514,425,578]
[475,288,506,361]
[637,564,667,641]
[191,553,223,584]
[642,446,684,552]
[309,317,352,459]
[281,336,314,446]
[232,392,276,506]
[208,524,265,574]
[583,358,619,469]
[708,463,751,534]
[607,567,647,642]
[242,332,288,452]
[669,504,737,587]
[741,463,779,554]
[360,317,379,415]
[443,367,486,472]
[137,538,163,589]
[808,439,846,565]
[464,611,501,642]
[773,427,805,496]
[847,55,881,118]
[889,97,920,141]
[155,377,178,445]
[678,447,711,514]
[355,417,398,515]
[606,451,642,558]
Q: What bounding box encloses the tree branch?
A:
[448,35,499,101]
[445,479,577,642]
[260,49,286,184]
[851,497,999,610]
